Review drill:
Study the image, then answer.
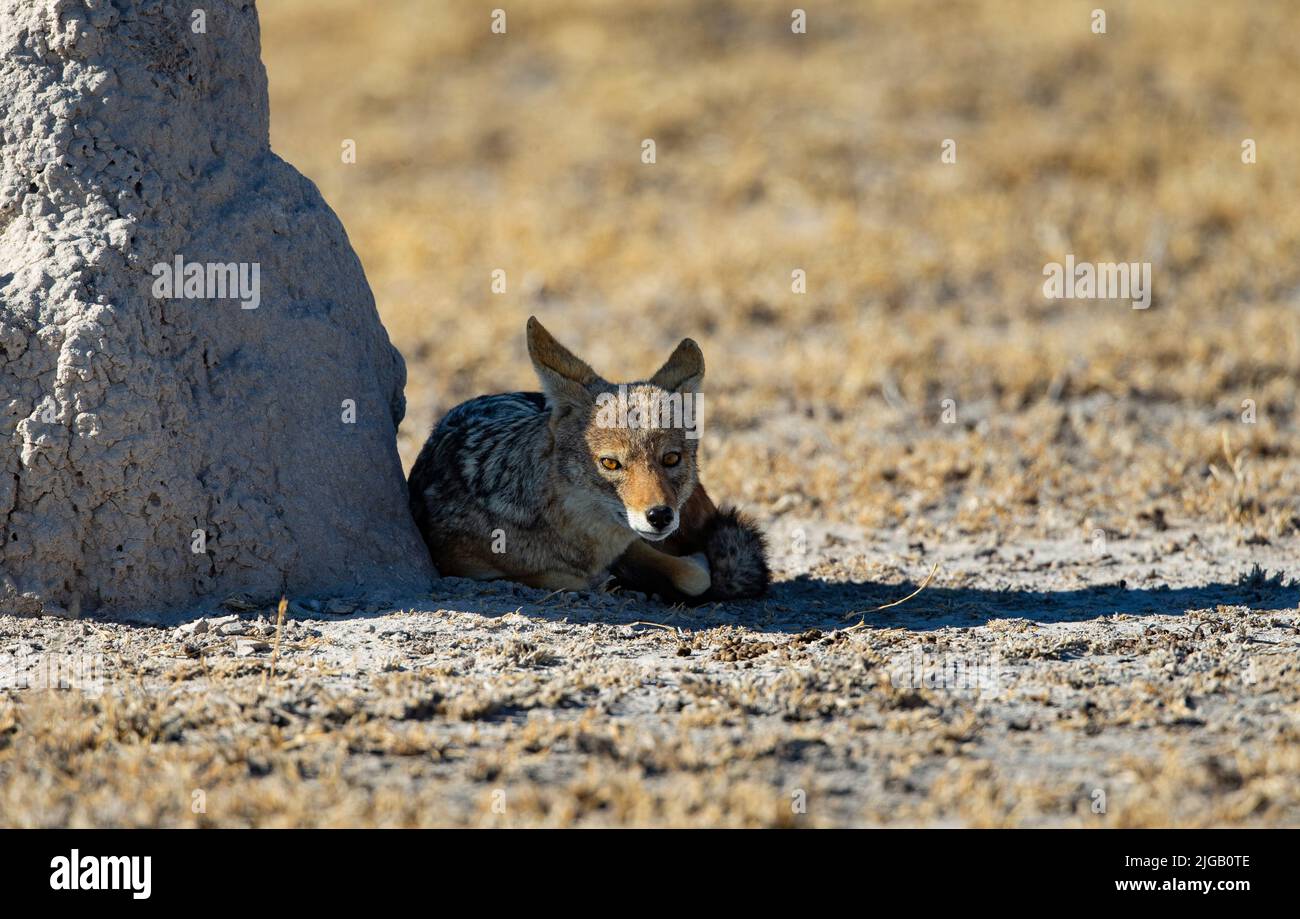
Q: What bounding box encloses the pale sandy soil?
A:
[2,507,1296,827]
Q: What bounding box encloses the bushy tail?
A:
[612,484,769,604]
[696,506,770,600]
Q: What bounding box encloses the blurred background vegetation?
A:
[260,0,1300,553]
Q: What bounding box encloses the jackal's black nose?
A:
[646,505,674,530]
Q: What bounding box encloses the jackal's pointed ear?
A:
[649,338,704,394]
[526,316,601,410]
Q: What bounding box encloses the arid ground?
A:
[2,0,1299,826]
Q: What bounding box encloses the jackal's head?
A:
[527,316,703,541]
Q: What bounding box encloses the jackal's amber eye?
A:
[662,452,681,467]
[600,457,622,471]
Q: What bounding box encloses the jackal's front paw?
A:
[673,552,712,597]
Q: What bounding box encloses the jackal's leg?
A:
[619,538,711,597]
[517,570,597,592]
[436,553,592,592]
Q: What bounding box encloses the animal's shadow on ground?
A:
[104,571,1296,632]
[754,573,1297,633]
[417,569,1299,635]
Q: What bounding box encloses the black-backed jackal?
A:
[408,317,768,602]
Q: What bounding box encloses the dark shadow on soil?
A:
[408,569,1300,634]
[95,569,1297,633]
[750,571,1299,633]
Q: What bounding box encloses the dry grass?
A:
[3,593,1299,827]
[256,0,1300,547]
